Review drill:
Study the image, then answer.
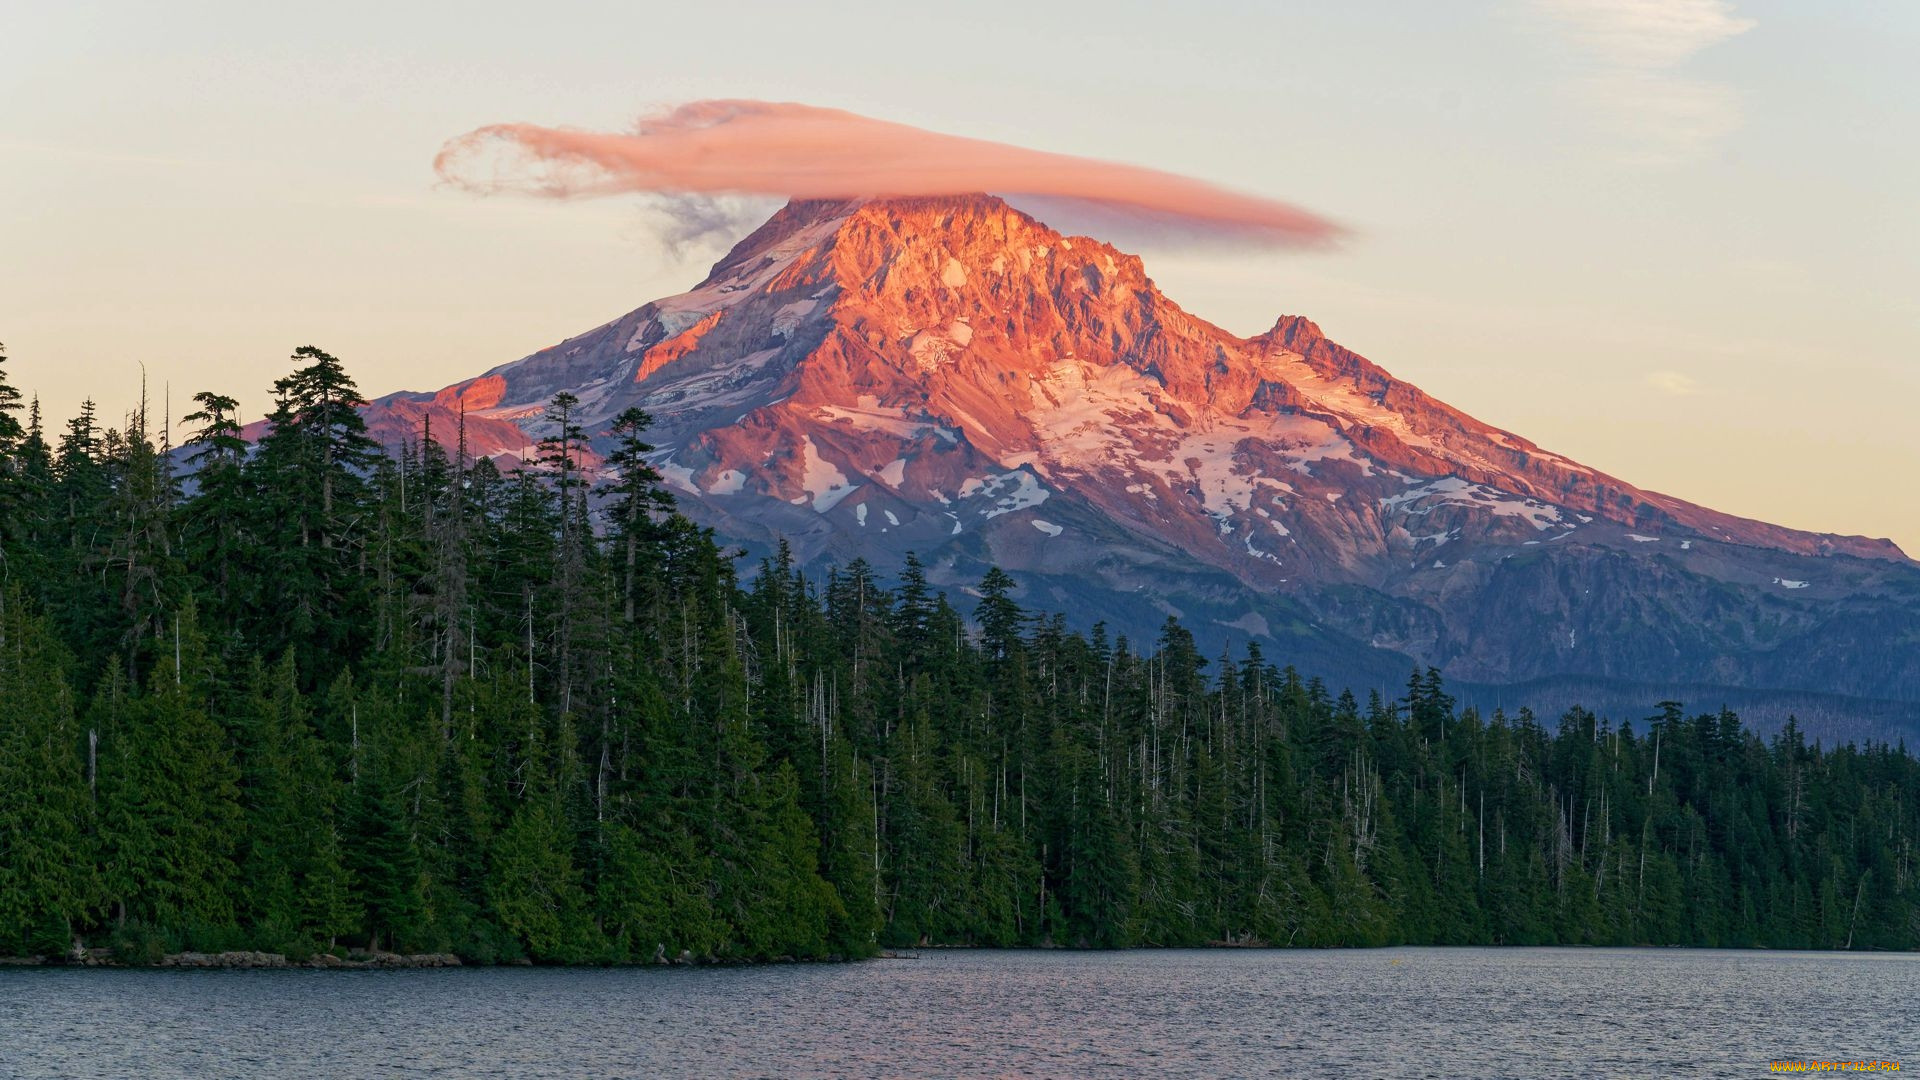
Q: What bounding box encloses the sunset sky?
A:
[4,1,1915,549]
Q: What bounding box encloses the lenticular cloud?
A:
[435,100,1340,246]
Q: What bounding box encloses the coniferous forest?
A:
[1,342,1917,964]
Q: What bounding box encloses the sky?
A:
[3,1,1916,550]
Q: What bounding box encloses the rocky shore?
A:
[0,947,867,968]
[2,949,464,969]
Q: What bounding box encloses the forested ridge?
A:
[1,342,1917,964]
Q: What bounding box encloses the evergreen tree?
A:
[0,590,91,956]
[244,346,379,682]
[94,602,243,937]
[177,391,252,621]
[600,406,673,625]
[0,343,23,453]
[1,348,1916,964]
[233,653,360,951]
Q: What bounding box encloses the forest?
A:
[1,342,1916,963]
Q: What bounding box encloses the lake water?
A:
[2,948,1913,1078]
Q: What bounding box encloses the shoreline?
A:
[2,943,1909,970]
[0,949,466,970]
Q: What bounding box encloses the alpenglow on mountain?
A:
[366,194,1920,734]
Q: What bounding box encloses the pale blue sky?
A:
[3,1,1916,547]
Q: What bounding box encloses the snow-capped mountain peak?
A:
[362,194,1919,717]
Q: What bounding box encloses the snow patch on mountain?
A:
[797,437,858,512]
[352,194,1919,719]
[963,470,1049,519]
[652,455,697,494]
[1381,477,1565,530]
[1219,612,1272,638]
[1262,349,1439,455]
[818,398,957,442]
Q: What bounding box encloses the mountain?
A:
[365,194,1920,735]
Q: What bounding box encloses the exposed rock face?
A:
[364,194,1920,730]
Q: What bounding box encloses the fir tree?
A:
[94,602,243,936]
[0,590,92,956]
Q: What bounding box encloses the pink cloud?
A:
[435,100,1341,246]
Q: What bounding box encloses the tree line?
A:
[0,342,1916,962]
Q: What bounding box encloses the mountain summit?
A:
[367,194,1920,727]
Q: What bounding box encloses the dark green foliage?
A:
[0,344,22,449]
[177,391,250,621]
[93,604,243,931]
[0,590,91,956]
[489,798,595,962]
[233,654,361,949]
[0,346,1916,962]
[243,345,380,684]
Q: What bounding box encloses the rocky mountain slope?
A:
[366,194,1920,731]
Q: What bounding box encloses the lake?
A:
[2,948,1913,1077]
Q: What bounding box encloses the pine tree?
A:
[5,347,1920,963]
[0,590,92,956]
[178,391,252,621]
[600,406,673,624]
[234,653,359,950]
[489,797,597,962]
[0,397,56,587]
[96,397,185,674]
[0,342,25,496]
[343,764,427,954]
[94,601,243,937]
[245,346,380,682]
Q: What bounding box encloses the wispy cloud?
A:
[1531,0,1756,158]
[1537,0,1755,67]
[1646,370,1701,396]
[434,100,1342,247]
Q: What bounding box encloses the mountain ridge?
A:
[360,193,1920,726]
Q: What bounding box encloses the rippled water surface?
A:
[2,948,1914,1078]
